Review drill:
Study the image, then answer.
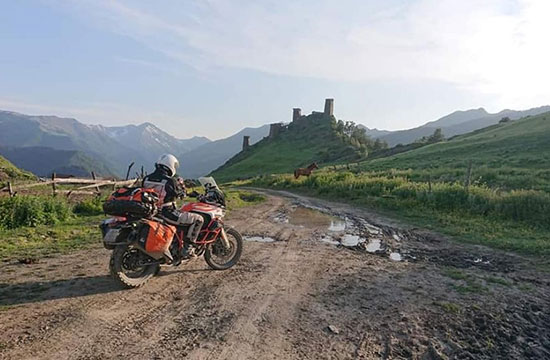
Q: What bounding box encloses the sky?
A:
[1,0,549,140]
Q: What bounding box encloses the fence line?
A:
[1,177,139,198]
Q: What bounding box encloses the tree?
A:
[499,116,511,123]
[414,128,445,144]
[373,138,389,151]
[429,128,445,143]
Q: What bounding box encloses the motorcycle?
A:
[100,177,242,288]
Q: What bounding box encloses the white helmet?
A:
[155,154,179,177]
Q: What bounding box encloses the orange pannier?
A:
[138,220,176,259]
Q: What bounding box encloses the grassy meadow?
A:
[352,113,550,192]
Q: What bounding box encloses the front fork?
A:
[219,228,231,249]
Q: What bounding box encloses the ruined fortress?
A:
[242,98,335,151]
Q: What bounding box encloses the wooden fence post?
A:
[428,174,432,194]
[464,160,472,191]
[51,173,57,197]
[91,171,101,195]
[7,181,14,197]
[126,162,135,181]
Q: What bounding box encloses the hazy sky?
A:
[1,0,548,140]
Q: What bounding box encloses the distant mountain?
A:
[423,108,489,128]
[0,110,137,175]
[379,106,550,146]
[0,110,209,177]
[0,146,113,177]
[357,125,392,138]
[100,123,210,165]
[179,125,270,179]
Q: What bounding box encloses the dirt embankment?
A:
[1,190,549,359]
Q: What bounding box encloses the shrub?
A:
[0,196,71,229]
[73,197,104,216]
[248,170,550,229]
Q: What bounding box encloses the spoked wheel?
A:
[110,244,159,288]
[205,228,243,270]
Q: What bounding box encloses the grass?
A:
[353,113,550,192]
[0,214,103,260]
[0,155,35,188]
[434,301,461,314]
[0,195,72,229]
[484,276,511,287]
[442,267,516,294]
[453,282,487,294]
[443,268,468,280]
[442,268,488,294]
[225,189,266,210]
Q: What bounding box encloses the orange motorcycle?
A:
[100,177,242,288]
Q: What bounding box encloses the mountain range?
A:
[373,106,550,146]
[0,110,210,177]
[1,104,548,179]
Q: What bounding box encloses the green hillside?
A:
[245,112,550,255]
[0,155,35,186]
[357,112,550,191]
[212,112,371,181]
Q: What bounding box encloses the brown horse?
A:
[294,162,319,179]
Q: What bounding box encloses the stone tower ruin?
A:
[292,108,302,122]
[242,135,250,151]
[269,123,283,139]
[324,98,334,116]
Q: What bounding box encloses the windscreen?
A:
[198,176,219,190]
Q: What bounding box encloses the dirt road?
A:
[1,190,549,359]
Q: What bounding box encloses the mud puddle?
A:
[284,204,408,261]
[288,206,345,230]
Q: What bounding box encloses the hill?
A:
[378,106,550,146]
[212,112,370,182]
[361,111,550,191]
[0,146,114,177]
[0,155,34,186]
[180,125,270,179]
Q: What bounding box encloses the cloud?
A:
[57,0,550,108]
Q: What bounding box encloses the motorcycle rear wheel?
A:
[204,227,243,270]
[110,244,159,288]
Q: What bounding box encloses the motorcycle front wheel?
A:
[204,227,243,270]
[109,244,159,288]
